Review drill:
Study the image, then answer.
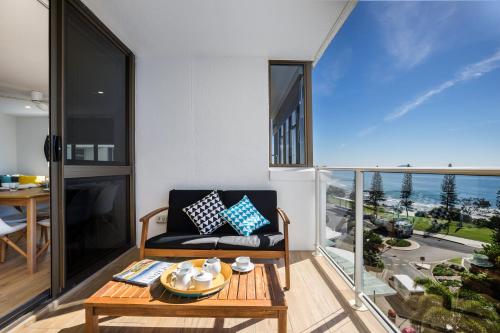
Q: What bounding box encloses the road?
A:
[325,203,476,280]
[380,234,474,280]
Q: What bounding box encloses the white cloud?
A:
[386,49,500,121]
[376,2,456,69]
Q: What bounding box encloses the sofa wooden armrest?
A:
[139,206,169,258]
[277,207,291,290]
[277,208,290,225]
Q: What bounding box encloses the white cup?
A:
[235,256,251,270]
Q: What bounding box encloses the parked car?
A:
[372,218,413,238]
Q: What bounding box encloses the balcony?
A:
[7,166,499,333]
[2,1,500,332]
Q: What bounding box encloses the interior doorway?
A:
[0,0,135,327]
[0,0,51,326]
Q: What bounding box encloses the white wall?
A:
[0,113,17,174]
[269,168,316,250]
[15,117,49,176]
[135,56,316,250]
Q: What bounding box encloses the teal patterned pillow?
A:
[219,195,270,236]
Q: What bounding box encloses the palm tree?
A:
[400,173,413,219]
[368,172,385,220]
[440,174,458,234]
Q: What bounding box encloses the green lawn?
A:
[327,196,493,243]
[412,217,492,243]
[448,257,463,265]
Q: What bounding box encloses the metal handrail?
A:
[316,166,500,176]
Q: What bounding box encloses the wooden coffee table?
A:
[84,263,287,332]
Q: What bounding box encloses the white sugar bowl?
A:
[192,271,213,289]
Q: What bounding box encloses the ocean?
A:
[328,171,500,209]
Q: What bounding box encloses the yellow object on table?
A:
[160,259,232,297]
[19,175,45,184]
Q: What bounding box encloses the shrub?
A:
[363,230,384,269]
[386,238,411,247]
[449,263,465,272]
[433,264,456,276]
[415,210,427,217]
[440,279,461,288]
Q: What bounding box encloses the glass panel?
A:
[64,2,128,165]
[321,170,356,282]
[360,172,500,332]
[64,176,130,285]
[270,64,306,165]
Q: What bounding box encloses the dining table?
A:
[0,187,50,274]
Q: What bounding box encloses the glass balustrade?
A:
[318,168,500,333]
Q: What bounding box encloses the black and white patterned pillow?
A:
[182,191,227,235]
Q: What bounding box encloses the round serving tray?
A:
[160,259,232,298]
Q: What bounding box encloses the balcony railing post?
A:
[352,169,367,310]
[314,166,321,256]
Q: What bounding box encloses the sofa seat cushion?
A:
[146,233,219,250]
[217,233,285,251]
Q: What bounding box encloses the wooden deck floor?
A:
[10,251,386,333]
[0,235,50,319]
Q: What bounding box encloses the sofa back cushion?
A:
[167,190,223,233]
[221,191,278,234]
[168,189,279,235]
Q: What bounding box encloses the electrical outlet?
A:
[156,214,168,224]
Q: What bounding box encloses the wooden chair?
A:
[0,218,27,262]
[37,219,51,258]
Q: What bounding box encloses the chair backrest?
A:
[166,189,278,234]
[0,218,26,236]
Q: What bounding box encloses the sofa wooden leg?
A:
[284,253,290,290]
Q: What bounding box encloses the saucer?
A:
[231,262,255,273]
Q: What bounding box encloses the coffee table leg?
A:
[278,310,287,333]
[85,306,99,333]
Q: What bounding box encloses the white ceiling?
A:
[0,0,354,117]
[0,0,48,96]
[82,0,355,60]
[0,96,48,117]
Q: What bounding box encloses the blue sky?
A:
[313,1,500,167]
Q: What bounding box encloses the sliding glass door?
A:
[50,0,135,293]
